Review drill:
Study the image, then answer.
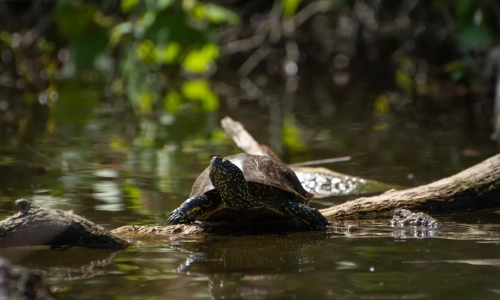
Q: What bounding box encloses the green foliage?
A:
[121,0,139,13]
[283,0,302,17]
[46,0,239,130]
[183,43,219,73]
[193,3,240,25]
[181,80,219,112]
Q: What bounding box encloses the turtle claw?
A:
[165,210,187,225]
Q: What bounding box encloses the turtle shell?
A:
[190,153,313,204]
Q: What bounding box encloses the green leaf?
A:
[164,91,182,113]
[156,42,180,63]
[181,79,219,112]
[283,0,302,17]
[138,92,155,115]
[374,95,390,116]
[193,4,240,25]
[121,0,139,13]
[182,43,218,73]
[136,39,156,63]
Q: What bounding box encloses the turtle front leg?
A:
[284,202,328,230]
[166,194,220,225]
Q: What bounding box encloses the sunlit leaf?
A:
[110,22,133,46]
[201,93,218,111]
[136,40,156,63]
[156,42,180,63]
[283,0,302,17]
[193,4,240,25]
[182,43,218,73]
[121,0,139,13]
[181,80,209,100]
[181,79,219,112]
[164,91,182,113]
[138,92,155,115]
[374,95,390,116]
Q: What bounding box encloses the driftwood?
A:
[321,153,500,219]
[0,117,500,247]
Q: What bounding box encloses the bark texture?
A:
[321,154,500,219]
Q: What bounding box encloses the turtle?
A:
[166,153,328,230]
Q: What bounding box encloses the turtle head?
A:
[209,156,251,208]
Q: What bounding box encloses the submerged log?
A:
[0,199,127,248]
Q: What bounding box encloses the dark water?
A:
[0,75,499,299]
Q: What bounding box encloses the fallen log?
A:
[321,153,500,219]
[1,117,500,247]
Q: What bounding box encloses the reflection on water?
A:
[2,222,500,299]
[0,65,498,298]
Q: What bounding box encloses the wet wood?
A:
[0,199,127,248]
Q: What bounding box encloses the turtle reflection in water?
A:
[166,154,328,230]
